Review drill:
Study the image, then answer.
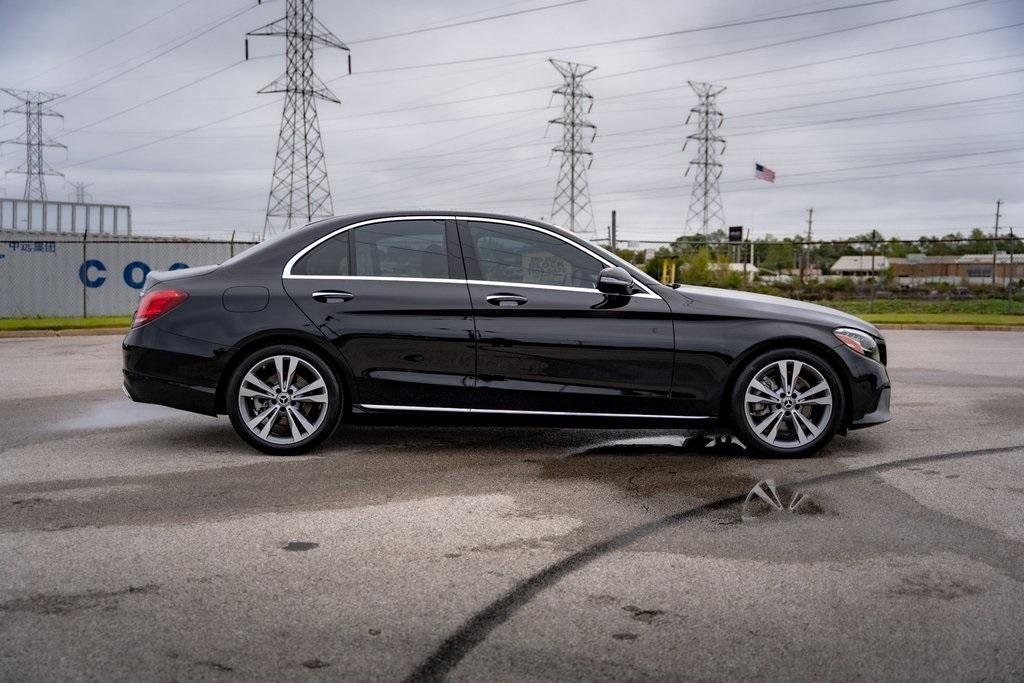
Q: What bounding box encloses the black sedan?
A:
[123,212,891,456]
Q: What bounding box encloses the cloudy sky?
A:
[0,0,1022,242]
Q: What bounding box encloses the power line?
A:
[347,0,589,44]
[55,61,244,140]
[67,51,1024,143]
[52,4,1017,168]
[60,98,280,170]
[730,90,1024,137]
[600,147,1024,199]
[61,2,256,103]
[588,0,991,83]
[719,20,1024,84]
[349,0,904,75]
[18,0,202,86]
[731,66,1024,120]
[602,67,1024,139]
[322,8,1015,119]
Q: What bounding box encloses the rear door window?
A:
[352,219,449,279]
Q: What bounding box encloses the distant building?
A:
[889,253,1023,286]
[0,195,132,235]
[829,255,892,279]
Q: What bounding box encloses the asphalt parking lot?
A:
[1,330,1023,681]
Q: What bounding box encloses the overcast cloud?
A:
[0,0,1021,242]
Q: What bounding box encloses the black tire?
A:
[226,344,342,455]
[729,348,845,458]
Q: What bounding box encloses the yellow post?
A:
[660,259,678,285]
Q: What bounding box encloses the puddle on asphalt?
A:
[539,437,757,501]
[51,400,191,431]
[573,435,745,458]
[740,479,825,520]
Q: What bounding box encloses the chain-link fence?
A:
[0,235,256,318]
[1,230,1020,318]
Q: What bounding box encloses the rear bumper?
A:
[122,323,230,416]
[122,372,218,416]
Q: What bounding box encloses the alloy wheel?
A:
[237,354,330,445]
[743,359,833,450]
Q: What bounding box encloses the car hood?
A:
[675,285,882,337]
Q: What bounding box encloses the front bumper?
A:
[850,385,891,429]
[835,344,892,429]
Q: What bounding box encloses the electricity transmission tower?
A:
[548,59,597,239]
[1,89,66,201]
[683,81,726,235]
[69,180,92,204]
[247,0,350,238]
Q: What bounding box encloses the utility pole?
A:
[684,81,726,235]
[1,89,65,200]
[1009,226,1015,314]
[247,0,351,238]
[610,210,617,251]
[804,208,813,283]
[742,228,749,288]
[869,229,879,314]
[549,59,597,239]
[992,199,1002,287]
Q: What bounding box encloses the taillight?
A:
[133,289,188,327]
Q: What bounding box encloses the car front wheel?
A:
[730,348,845,458]
[226,344,342,455]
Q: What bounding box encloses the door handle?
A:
[312,290,354,303]
[485,293,528,307]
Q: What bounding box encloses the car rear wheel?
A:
[730,348,845,458]
[226,344,342,455]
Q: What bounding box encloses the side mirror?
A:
[597,266,635,295]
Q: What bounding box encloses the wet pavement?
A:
[0,331,1022,680]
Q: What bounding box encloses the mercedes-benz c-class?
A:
[122,212,891,456]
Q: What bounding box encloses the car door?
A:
[282,216,477,410]
[457,217,676,416]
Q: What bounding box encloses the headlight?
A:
[833,327,880,361]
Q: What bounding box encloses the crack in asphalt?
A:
[405,442,1024,682]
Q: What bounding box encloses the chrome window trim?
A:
[281,214,660,300]
[467,279,618,295]
[286,275,461,284]
[358,404,710,420]
[284,274,652,296]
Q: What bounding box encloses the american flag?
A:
[755,163,776,183]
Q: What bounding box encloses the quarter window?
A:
[291,232,350,276]
[464,221,604,289]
